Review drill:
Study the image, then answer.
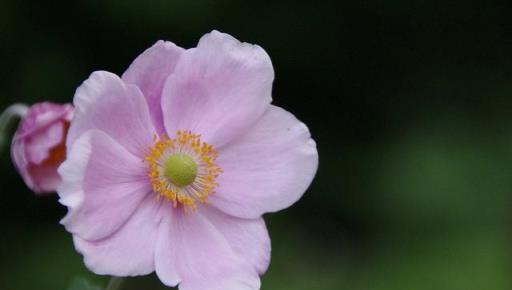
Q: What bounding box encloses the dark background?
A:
[1,1,511,289]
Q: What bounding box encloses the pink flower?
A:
[58,31,318,290]
[11,102,73,194]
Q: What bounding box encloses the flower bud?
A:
[11,102,73,194]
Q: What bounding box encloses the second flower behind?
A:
[11,102,73,194]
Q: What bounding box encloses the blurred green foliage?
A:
[1,1,511,290]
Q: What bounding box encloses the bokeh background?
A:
[1,1,511,289]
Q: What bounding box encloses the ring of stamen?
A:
[145,130,223,210]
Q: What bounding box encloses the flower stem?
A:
[106,277,124,290]
[0,103,29,150]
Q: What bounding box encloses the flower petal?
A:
[26,161,62,193]
[162,30,274,148]
[199,206,270,275]
[155,206,262,290]
[13,102,73,140]
[67,71,156,157]
[73,195,162,276]
[179,269,260,290]
[58,130,151,240]
[25,121,64,164]
[122,41,184,134]
[210,105,318,218]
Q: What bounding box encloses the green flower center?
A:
[163,154,198,187]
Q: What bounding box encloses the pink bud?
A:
[11,102,73,194]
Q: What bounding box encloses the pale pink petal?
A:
[73,195,163,276]
[14,102,72,140]
[199,206,271,275]
[67,71,156,157]
[210,105,318,219]
[122,40,184,134]
[179,268,260,290]
[153,205,180,287]
[58,130,151,241]
[11,138,31,189]
[25,121,64,164]
[155,206,262,290]
[162,30,273,148]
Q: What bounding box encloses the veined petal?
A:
[199,206,270,275]
[179,269,260,290]
[68,71,156,157]
[162,30,273,148]
[58,130,151,240]
[122,41,184,134]
[210,105,318,218]
[73,195,162,276]
[155,206,262,290]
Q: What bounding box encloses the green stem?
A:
[105,277,124,290]
[0,103,28,150]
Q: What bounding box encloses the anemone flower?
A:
[58,30,318,290]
